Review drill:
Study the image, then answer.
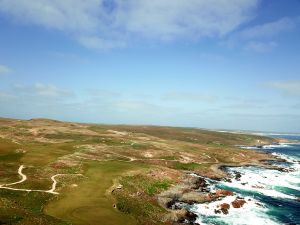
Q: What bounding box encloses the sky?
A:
[0,0,300,133]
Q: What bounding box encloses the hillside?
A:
[0,118,277,225]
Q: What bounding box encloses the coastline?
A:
[1,118,299,225]
[161,141,300,225]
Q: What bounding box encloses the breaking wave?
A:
[191,141,300,225]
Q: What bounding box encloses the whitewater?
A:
[191,136,300,225]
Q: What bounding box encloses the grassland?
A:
[0,118,277,225]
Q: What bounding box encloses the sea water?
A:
[191,135,300,225]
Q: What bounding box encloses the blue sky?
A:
[0,0,299,132]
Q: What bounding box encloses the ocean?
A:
[190,135,300,225]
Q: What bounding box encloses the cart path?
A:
[0,165,83,195]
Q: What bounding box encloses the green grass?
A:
[15,125,32,129]
[145,180,171,196]
[0,190,69,225]
[44,132,90,141]
[45,161,144,225]
[20,143,76,166]
[159,155,177,160]
[114,174,170,225]
[0,152,23,161]
[172,162,200,170]
[0,138,19,155]
[115,194,166,225]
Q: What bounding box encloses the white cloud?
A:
[13,83,74,99]
[0,91,15,99]
[162,91,217,102]
[89,89,121,99]
[34,83,73,98]
[225,17,298,51]
[0,65,12,75]
[0,0,101,32]
[239,17,296,39]
[266,80,300,96]
[117,0,258,40]
[0,0,259,49]
[114,100,157,111]
[78,36,127,50]
[245,41,277,52]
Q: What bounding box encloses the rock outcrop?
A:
[215,189,234,197]
[231,199,246,208]
[218,203,230,214]
[164,208,199,225]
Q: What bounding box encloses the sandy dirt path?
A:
[2,165,27,187]
[0,165,82,195]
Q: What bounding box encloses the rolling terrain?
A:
[0,118,277,225]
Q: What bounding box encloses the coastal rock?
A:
[233,171,242,181]
[180,191,210,204]
[158,176,213,208]
[157,196,175,209]
[255,202,264,207]
[164,208,187,222]
[223,178,232,183]
[214,209,221,214]
[277,167,295,173]
[184,176,207,190]
[218,203,230,214]
[158,184,189,208]
[215,189,234,197]
[231,199,246,208]
[164,208,199,225]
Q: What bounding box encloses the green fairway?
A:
[45,161,144,225]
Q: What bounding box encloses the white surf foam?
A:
[192,196,280,225]
[191,145,299,225]
[272,152,299,164]
[238,143,295,150]
[224,166,300,198]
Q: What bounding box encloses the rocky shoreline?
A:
[158,156,295,225]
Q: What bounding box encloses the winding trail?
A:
[0,165,82,195]
[2,165,27,187]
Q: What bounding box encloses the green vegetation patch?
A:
[44,132,89,141]
[159,155,178,160]
[120,174,172,196]
[0,152,23,161]
[0,138,19,155]
[146,180,171,196]
[0,191,68,225]
[113,174,171,224]
[172,162,200,170]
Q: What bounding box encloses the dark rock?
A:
[167,208,199,225]
[185,211,198,223]
[231,199,246,208]
[158,196,176,209]
[255,202,264,207]
[223,178,232,183]
[277,167,295,173]
[233,171,242,181]
[180,191,210,204]
[215,189,234,197]
[214,209,221,214]
[185,176,208,190]
[218,203,230,214]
